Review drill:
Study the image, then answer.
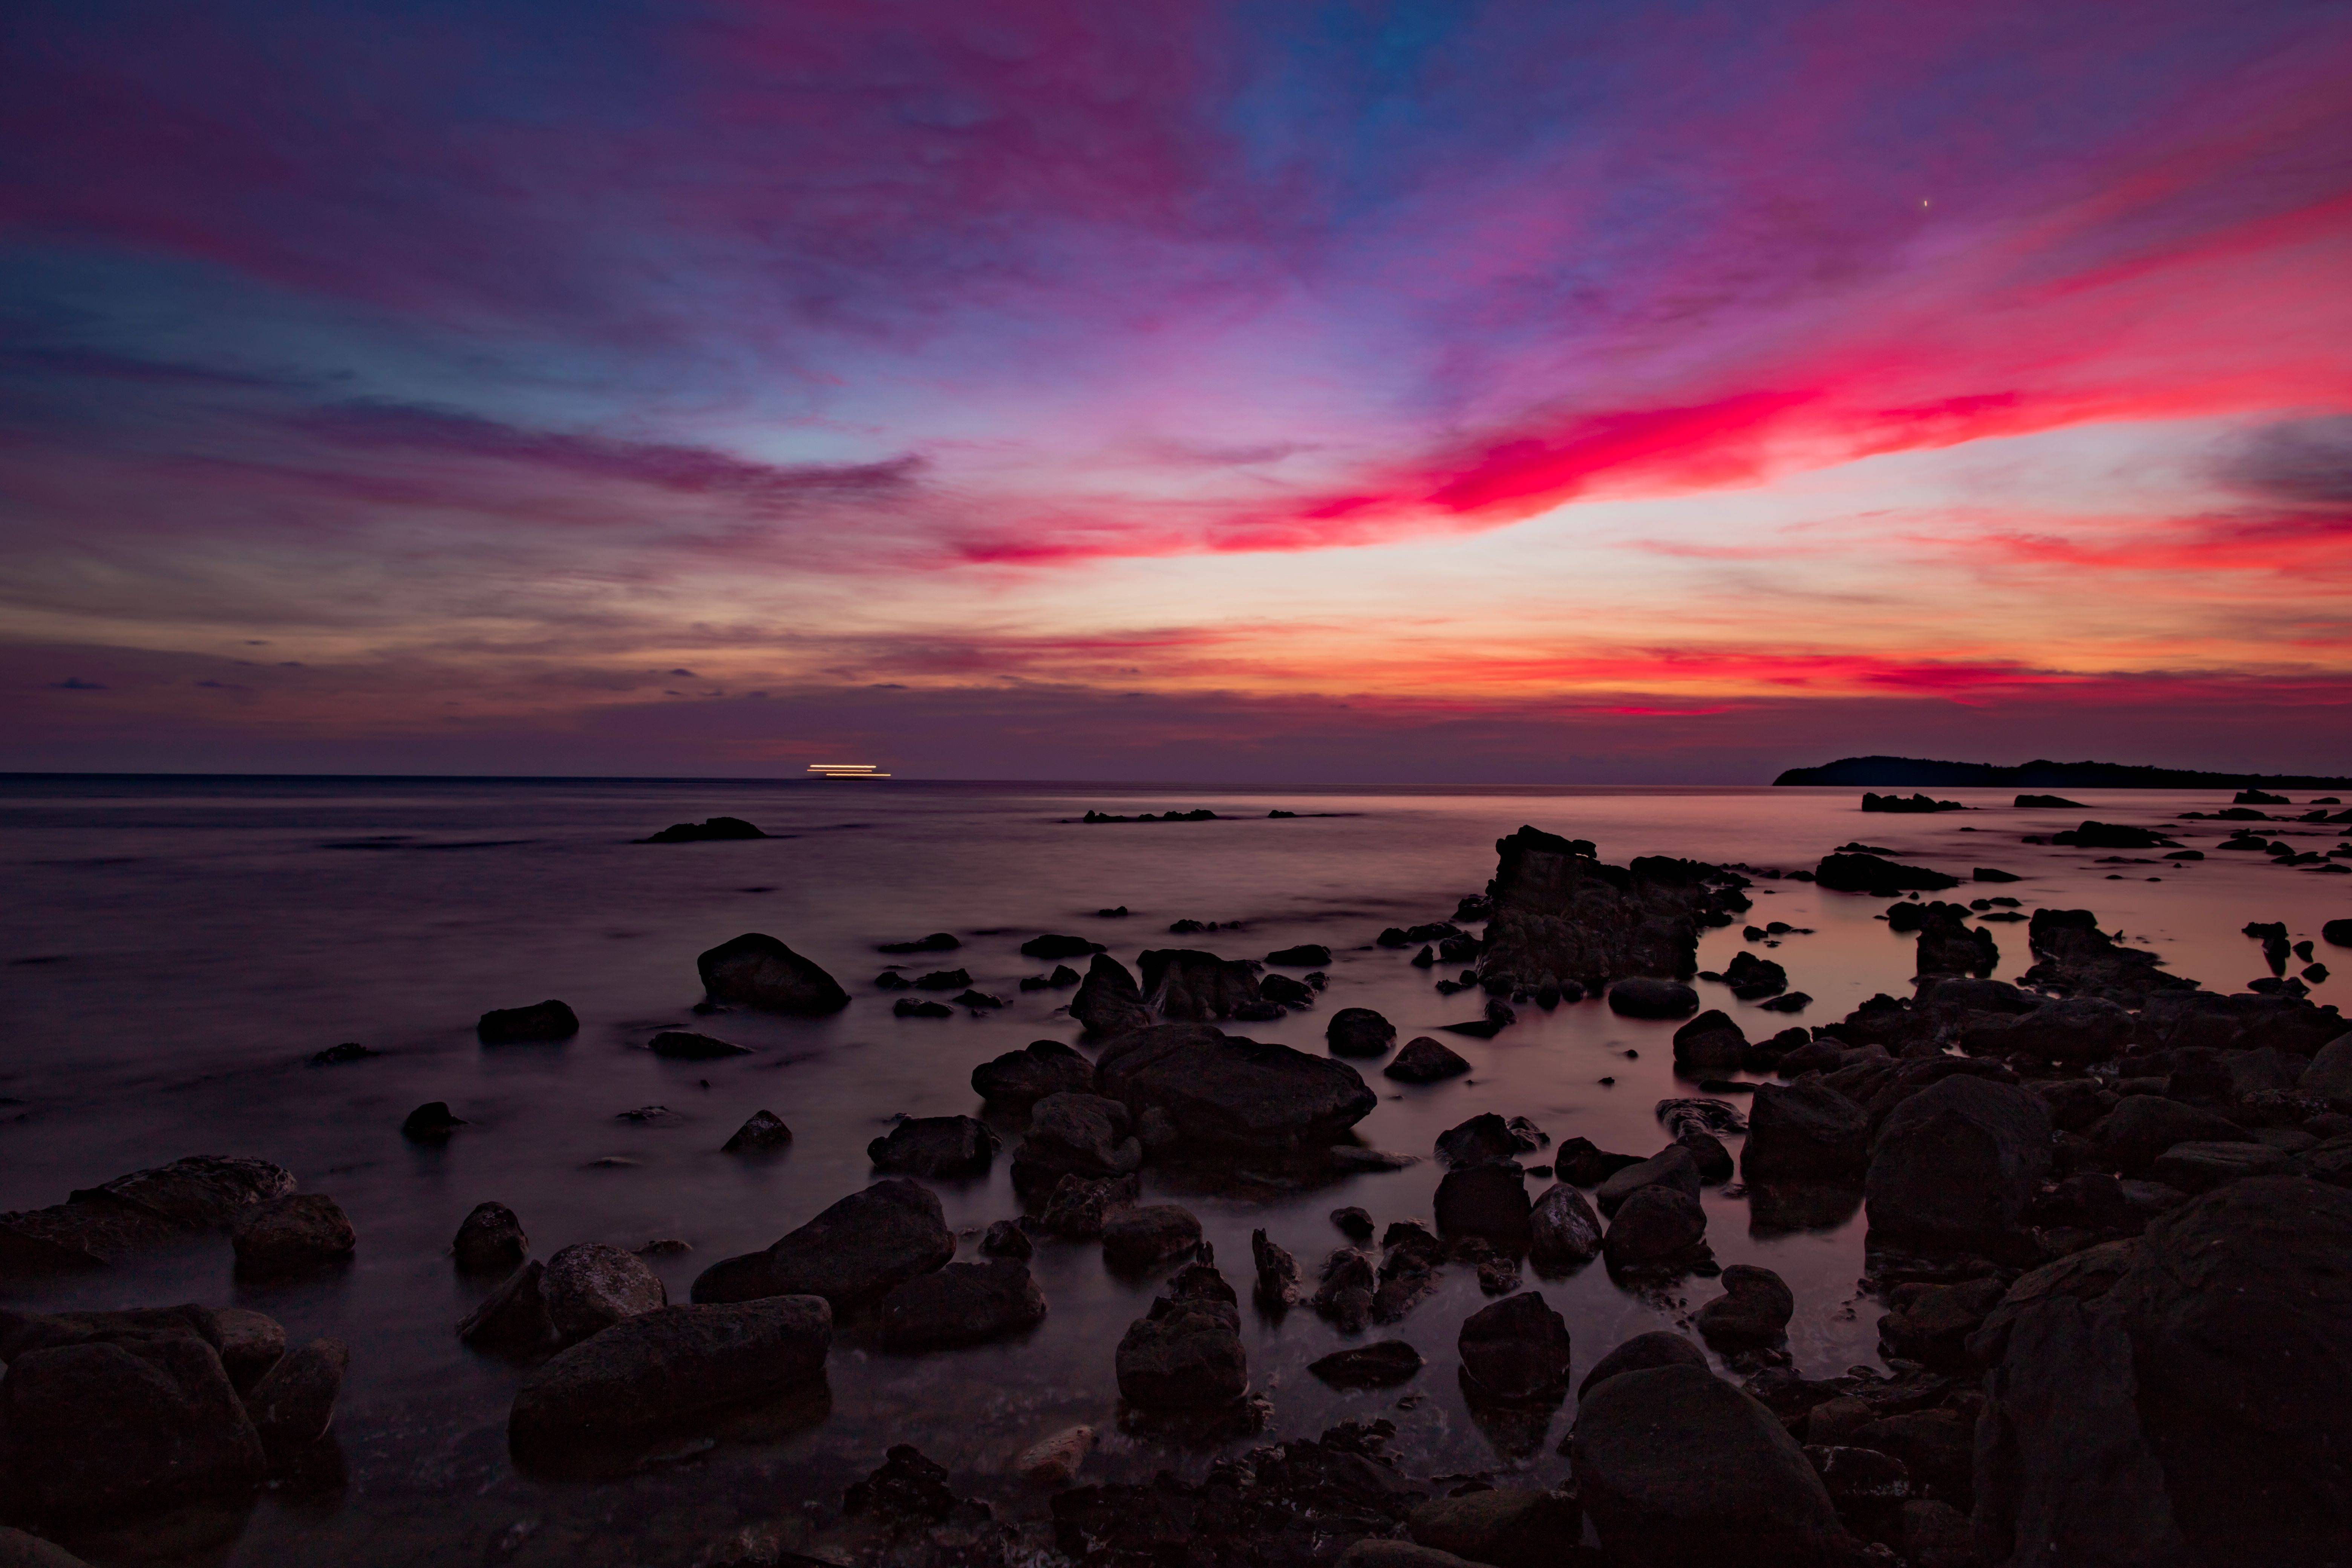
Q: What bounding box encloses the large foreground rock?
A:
[1407,1488,1583,1568]
[876,1261,1046,1351]
[1093,1024,1376,1152]
[691,1179,953,1307]
[2106,1176,2352,1564]
[695,933,850,1015]
[1865,1076,2050,1243]
[1569,1363,1850,1565]
[0,1328,265,1518]
[508,1297,831,1453]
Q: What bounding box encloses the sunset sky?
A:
[5,0,2350,780]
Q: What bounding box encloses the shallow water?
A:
[2,776,2346,1566]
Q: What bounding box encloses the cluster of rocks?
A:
[0,1155,350,1279]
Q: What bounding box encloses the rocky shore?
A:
[4,804,2350,1568]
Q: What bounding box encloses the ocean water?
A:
[1,775,2346,1566]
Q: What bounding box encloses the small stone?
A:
[453,1202,530,1274]
[1014,1425,1096,1484]
[721,1110,792,1153]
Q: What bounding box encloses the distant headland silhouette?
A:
[1774,754,2352,789]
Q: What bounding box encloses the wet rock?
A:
[1023,933,1104,961]
[1553,1138,1646,1187]
[1675,1130,1734,1184]
[720,1109,792,1153]
[1966,1239,2141,1365]
[1262,973,1316,1008]
[1602,1185,1708,1272]
[1139,949,1266,1021]
[1606,978,1699,1019]
[1251,1228,1300,1306]
[1331,1206,1375,1242]
[1312,1248,1378,1332]
[230,1194,354,1279]
[1742,1080,1871,1182]
[1071,953,1152,1038]
[1310,1340,1424,1389]
[1865,1077,2051,1243]
[2104,1177,2352,1563]
[868,1115,995,1179]
[1456,1291,1572,1403]
[1327,1008,1397,1058]
[541,1242,666,1344]
[2150,1139,2293,1192]
[1966,995,2136,1065]
[911,968,972,991]
[1267,944,1332,967]
[1973,1296,2193,1568]
[1339,1543,1482,1568]
[639,816,766,842]
[1386,1037,1472,1083]
[1016,1092,1142,1180]
[1433,1165,1532,1252]
[1578,1331,1707,1399]
[2087,1095,2247,1176]
[1093,1023,1377,1151]
[879,932,960,954]
[2051,820,2178,850]
[477,999,579,1044]
[692,1179,953,1308]
[1015,1424,1096,1485]
[1807,1444,1911,1524]
[1848,1409,1969,1504]
[1815,852,1960,894]
[1898,1499,1981,1568]
[508,1296,831,1455]
[458,1260,555,1351]
[245,1337,347,1458]
[2019,909,2198,1009]
[1407,1487,1582,1568]
[695,933,850,1015]
[1876,1276,2004,1370]
[0,1330,265,1519]
[876,1260,1046,1350]
[979,1219,1031,1260]
[1436,1112,1542,1168]
[2230,1045,2308,1098]
[1673,1011,1748,1070]
[648,1030,751,1060]
[1036,1173,1140,1240]
[1102,1204,1203,1270]
[1476,828,1750,991]
[2301,1032,2352,1107]
[842,1441,970,1525]
[1116,1265,1247,1410]
[213,1307,285,1393]
[453,1202,530,1274]
[1528,1184,1602,1271]
[1570,1364,1850,1563]
[1694,1264,1793,1351]
[400,1100,467,1141]
[1723,949,1789,1000]
[1596,1147,1701,1216]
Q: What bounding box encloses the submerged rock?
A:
[638,816,766,842]
[213,1306,286,1393]
[508,1297,831,1455]
[1015,1092,1142,1181]
[1434,1165,1532,1252]
[1102,1204,1204,1270]
[477,999,579,1043]
[695,933,850,1015]
[458,1260,555,1352]
[691,1179,953,1308]
[1310,1340,1424,1388]
[648,1030,751,1060]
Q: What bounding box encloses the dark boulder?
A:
[720,1109,792,1153]
[1876,1276,2005,1370]
[1815,853,1960,894]
[639,816,766,842]
[542,1242,666,1344]
[1596,1147,1701,1216]
[876,1260,1046,1350]
[245,1337,347,1458]
[0,1331,265,1519]
[1035,1173,1140,1240]
[1742,1081,1870,1182]
[2050,820,2178,849]
[213,1308,285,1393]
[1139,948,1265,1021]
[1092,1024,1376,1151]
[1723,950,1788,1000]
[1553,1138,1647,1187]
[877,932,960,954]
[1570,1364,1850,1564]
[1606,979,1699,1019]
[1436,1112,1542,1168]
[1577,1330,1707,1400]
[1115,1265,1246,1410]
[1965,995,2135,1064]
[1267,944,1332,967]
[2020,909,2198,1008]
[1407,1488,1583,1568]
[1602,1185,1708,1272]
[2088,1096,2246,1176]
[1528,1184,1602,1271]
[1456,1291,1571,1403]
[2105,1177,2352,1565]
[1694,1264,1793,1351]
[2150,1139,2292,1193]
[1022,933,1104,961]
[695,933,850,1015]
[1251,1228,1300,1306]
[452,1202,529,1274]
[648,1030,750,1060]
[1673,1011,1748,1070]
[477,999,579,1044]
[230,1194,355,1279]
[2301,1032,2352,1107]
[458,1261,555,1351]
[1865,1076,2051,1243]
[1475,828,1749,991]
[400,1100,466,1141]
[1326,1008,1397,1058]
[691,1179,953,1308]
[1101,1204,1203,1270]
[980,1220,1031,1260]
[1309,1340,1424,1389]
[1071,952,1152,1038]
[1015,1092,1142,1180]
[1434,1165,1532,1252]
[867,1115,995,1179]
[1386,1037,1472,1082]
[508,1297,831,1455]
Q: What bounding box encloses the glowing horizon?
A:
[3,0,2349,781]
